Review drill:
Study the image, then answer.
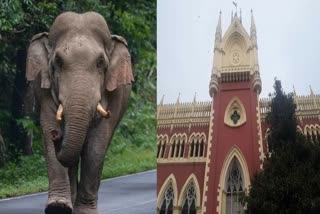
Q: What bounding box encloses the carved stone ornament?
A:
[224,97,247,127]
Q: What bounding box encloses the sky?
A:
[157,0,320,103]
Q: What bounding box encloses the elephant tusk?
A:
[56,104,63,121]
[97,103,110,118]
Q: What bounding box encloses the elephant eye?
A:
[96,56,106,69]
[55,55,63,68]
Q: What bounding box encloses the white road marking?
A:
[0,170,156,202]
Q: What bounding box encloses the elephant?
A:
[25,12,134,214]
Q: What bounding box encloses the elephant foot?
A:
[45,198,72,214]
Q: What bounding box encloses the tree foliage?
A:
[0,0,156,165]
[266,79,297,152]
[245,79,320,214]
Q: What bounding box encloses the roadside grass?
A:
[0,142,156,199]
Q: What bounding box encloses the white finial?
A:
[215,11,222,48]
[176,93,181,104]
[250,8,257,45]
[309,85,314,96]
[160,94,165,105]
[216,10,222,31]
[231,10,234,23]
[293,85,296,95]
[193,92,197,103]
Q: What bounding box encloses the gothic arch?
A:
[264,128,270,138]
[224,97,247,127]
[157,134,169,159]
[177,174,201,209]
[188,133,207,158]
[224,32,247,53]
[217,146,250,214]
[304,124,320,143]
[315,125,320,134]
[169,133,187,159]
[188,133,207,144]
[169,133,188,144]
[221,30,251,67]
[157,174,178,212]
[158,134,169,143]
[296,126,303,134]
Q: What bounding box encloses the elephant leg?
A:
[68,161,79,206]
[73,122,112,214]
[43,132,73,214]
[40,95,73,214]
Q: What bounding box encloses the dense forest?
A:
[0,0,156,166]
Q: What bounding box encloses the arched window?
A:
[195,140,199,157]
[317,127,320,144]
[171,141,176,158]
[181,183,197,214]
[225,158,244,214]
[159,185,174,214]
[176,140,180,158]
[180,140,185,157]
[199,140,204,157]
[157,143,161,158]
[190,140,195,157]
[161,142,166,158]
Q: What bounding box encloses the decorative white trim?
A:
[201,105,215,214]
[224,97,247,127]
[178,173,202,212]
[157,174,178,210]
[256,93,265,169]
[216,146,251,214]
[157,158,206,164]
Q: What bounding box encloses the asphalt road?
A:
[0,170,156,214]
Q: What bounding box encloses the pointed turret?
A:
[231,10,234,23]
[193,92,197,103]
[176,93,181,104]
[293,85,296,96]
[250,9,257,47]
[160,94,165,105]
[214,11,222,49]
[309,85,314,96]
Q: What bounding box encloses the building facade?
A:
[157,11,320,214]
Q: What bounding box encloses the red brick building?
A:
[157,11,320,214]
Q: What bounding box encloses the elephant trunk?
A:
[56,95,93,167]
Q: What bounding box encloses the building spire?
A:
[214,11,222,49]
[176,93,181,104]
[160,94,165,105]
[193,92,197,103]
[293,85,296,96]
[309,85,314,96]
[240,8,242,23]
[250,9,257,47]
[217,10,222,32]
[231,10,233,23]
[250,9,256,35]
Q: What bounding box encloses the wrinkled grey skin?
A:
[26,12,133,214]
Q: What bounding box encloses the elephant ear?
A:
[105,35,134,92]
[26,32,51,88]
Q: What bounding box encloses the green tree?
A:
[267,79,297,152]
[245,79,320,214]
